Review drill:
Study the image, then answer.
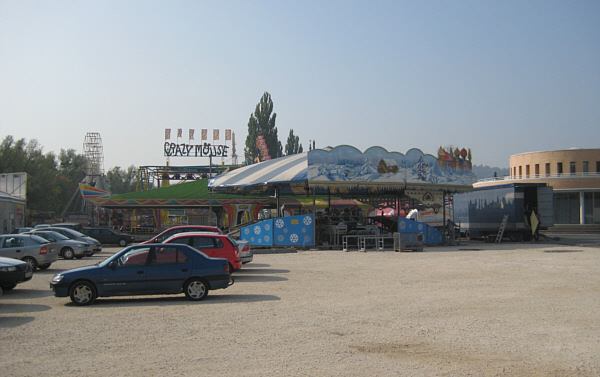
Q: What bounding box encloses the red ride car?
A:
[141,225,223,245]
[163,232,242,272]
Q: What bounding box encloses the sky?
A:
[1,1,599,171]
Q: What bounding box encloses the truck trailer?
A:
[453,182,554,241]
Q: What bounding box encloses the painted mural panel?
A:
[241,214,315,247]
[241,219,274,246]
[272,214,314,246]
[307,146,475,187]
[397,217,444,245]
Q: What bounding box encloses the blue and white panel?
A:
[397,217,443,245]
[273,214,314,246]
[397,217,427,234]
[241,219,274,246]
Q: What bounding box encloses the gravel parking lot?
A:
[1,240,599,377]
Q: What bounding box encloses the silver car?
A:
[28,230,93,259]
[44,227,102,254]
[0,234,58,270]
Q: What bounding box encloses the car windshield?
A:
[39,231,69,241]
[53,228,85,238]
[98,246,148,267]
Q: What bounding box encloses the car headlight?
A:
[0,266,17,272]
[52,274,64,283]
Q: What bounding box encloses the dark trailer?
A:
[454,182,553,241]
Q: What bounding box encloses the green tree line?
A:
[0,135,137,214]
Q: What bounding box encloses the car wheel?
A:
[22,257,38,271]
[62,247,75,260]
[118,239,127,247]
[69,281,97,305]
[38,263,51,270]
[184,278,208,301]
[1,284,17,290]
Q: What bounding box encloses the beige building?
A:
[508,149,600,225]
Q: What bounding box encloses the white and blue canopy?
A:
[208,152,308,189]
[209,146,474,194]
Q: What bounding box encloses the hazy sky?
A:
[1,1,598,171]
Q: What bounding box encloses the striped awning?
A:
[208,152,308,189]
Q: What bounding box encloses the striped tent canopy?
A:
[208,152,308,194]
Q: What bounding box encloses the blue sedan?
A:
[50,244,234,305]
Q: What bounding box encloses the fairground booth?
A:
[208,145,475,249]
[83,145,475,249]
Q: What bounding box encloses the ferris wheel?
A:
[82,132,108,190]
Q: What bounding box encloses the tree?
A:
[58,149,87,184]
[285,129,303,155]
[244,92,283,163]
[106,166,138,194]
[0,136,92,215]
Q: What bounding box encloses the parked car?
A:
[44,227,102,254]
[33,224,50,229]
[28,230,93,259]
[82,227,135,247]
[0,234,58,270]
[50,243,234,305]
[142,225,223,245]
[52,222,84,232]
[0,256,33,291]
[237,239,253,264]
[163,232,242,272]
[11,227,33,234]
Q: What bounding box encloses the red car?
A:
[163,232,242,272]
[141,225,223,245]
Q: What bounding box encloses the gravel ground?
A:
[1,240,599,377]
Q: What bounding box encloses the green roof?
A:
[110,179,255,200]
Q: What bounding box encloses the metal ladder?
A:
[495,214,509,243]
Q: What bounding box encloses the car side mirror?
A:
[108,260,117,269]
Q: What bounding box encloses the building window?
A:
[554,192,580,224]
[596,161,600,173]
[513,167,516,178]
[583,161,588,174]
[545,163,550,176]
[570,162,576,174]
[519,166,522,178]
[557,162,563,174]
[526,165,530,177]
[535,164,540,177]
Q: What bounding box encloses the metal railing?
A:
[477,172,600,183]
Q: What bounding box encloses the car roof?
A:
[0,256,28,266]
[167,231,224,238]
[46,227,85,235]
[3,233,49,242]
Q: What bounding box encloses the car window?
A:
[226,237,238,248]
[156,229,175,242]
[3,237,24,248]
[191,237,217,250]
[117,248,151,267]
[152,246,189,265]
[48,232,69,240]
[101,229,112,236]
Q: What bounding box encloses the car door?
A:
[145,245,192,293]
[0,236,25,259]
[101,246,152,295]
